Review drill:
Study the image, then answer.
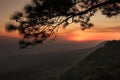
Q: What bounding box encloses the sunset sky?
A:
[1,1,120,77]
[0,1,120,78]
[0,0,120,41]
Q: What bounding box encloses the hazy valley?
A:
[0,37,101,80]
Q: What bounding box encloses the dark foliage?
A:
[60,40,120,80]
[6,0,120,48]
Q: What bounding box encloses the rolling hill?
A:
[60,40,120,80]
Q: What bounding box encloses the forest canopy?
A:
[6,0,120,48]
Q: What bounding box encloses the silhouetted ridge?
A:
[60,40,120,80]
[105,40,120,47]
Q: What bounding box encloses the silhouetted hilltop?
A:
[60,40,120,80]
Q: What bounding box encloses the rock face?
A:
[60,40,120,80]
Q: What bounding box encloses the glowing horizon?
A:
[59,30,120,42]
[0,0,120,42]
[1,23,120,42]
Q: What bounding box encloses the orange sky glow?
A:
[0,0,120,42]
[59,28,120,41]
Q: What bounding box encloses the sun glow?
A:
[69,36,85,41]
[60,28,120,42]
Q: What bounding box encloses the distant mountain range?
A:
[60,40,120,80]
[0,36,109,80]
[0,39,102,80]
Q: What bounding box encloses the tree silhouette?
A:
[6,0,120,48]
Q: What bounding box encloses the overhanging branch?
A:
[59,0,120,25]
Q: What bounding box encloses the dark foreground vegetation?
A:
[60,40,120,80]
[6,0,120,48]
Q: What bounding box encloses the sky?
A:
[0,0,120,46]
